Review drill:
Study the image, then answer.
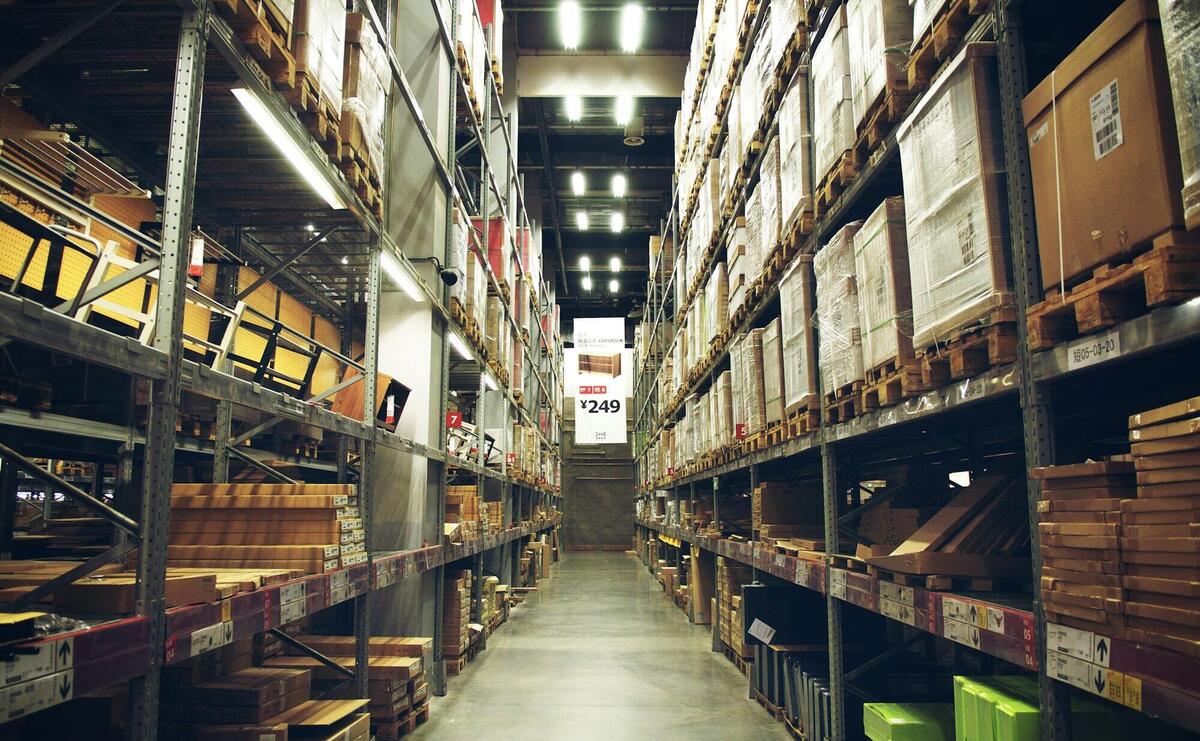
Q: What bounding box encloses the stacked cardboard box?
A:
[443,570,472,660]
[159,666,311,733]
[846,0,913,129]
[1032,462,1131,634]
[856,499,930,557]
[898,43,1012,351]
[812,4,853,183]
[779,255,819,417]
[1125,396,1200,656]
[752,482,824,541]
[341,12,389,175]
[727,219,749,314]
[762,318,786,426]
[718,557,753,657]
[778,71,813,231]
[166,484,363,573]
[853,198,914,375]
[815,222,865,394]
[446,485,481,540]
[293,0,346,112]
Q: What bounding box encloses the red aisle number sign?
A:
[445,410,462,429]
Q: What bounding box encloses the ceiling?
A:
[508,0,696,332]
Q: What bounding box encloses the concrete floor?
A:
[412,551,789,740]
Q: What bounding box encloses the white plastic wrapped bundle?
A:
[910,0,939,44]
[847,0,913,128]
[343,13,389,171]
[465,249,488,329]
[740,46,762,155]
[762,318,785,425]
[853,197,914,371]
[728,84,744,174]
[758,136,782,260]
[778,70,813,229]
[720,138,737,204]
[729,335,746,434]
[706,262,729,341]
[714,0,737,85]
[743,186,764,288]
[294,0,346,112]
[779,255,819,414]
[745,328,767,433]
[812,5,853,181]
[727,217,748,313]
[1160,0,1200,226]
[448,205,469,305]
[707,388,719,451]
[815,222,865,392]
[717,370,733,446]
[897,44,1010,350]
[771,0,801,65]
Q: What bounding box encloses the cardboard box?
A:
[1023,0,1184,291]
[853,197,914,372]
[815,222,865,392]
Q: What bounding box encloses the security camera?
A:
[440,267,464,286]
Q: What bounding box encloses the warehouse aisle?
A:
[413,552,789,740]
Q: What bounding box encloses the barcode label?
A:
[1090,80,1123,160]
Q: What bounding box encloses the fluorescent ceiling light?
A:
[381,251,425,302]
[231,88,344,210]
[571,171,586,196]
[559,0,581,49]
[448,331,473,360]
[582,275,593,291]
[610,212,624,233]
[615,95,634,125]
[612,173,627,198]
[609,256,621,272]
[578,255,591,271]
[341,255,349,265]
[306,223,316,232]
[608,279,619,293]
[565,95,583,121]
[483,372,499,391]
[576,211,589,230]
[620,4,644,53]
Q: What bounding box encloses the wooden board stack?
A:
[159,667,312,729]
[718,557,753,658]
[446,485,481,540]
[168,484,365,574]
[443,569,471,670]
[1031,461,1132,634]
[1125,397,1200,657]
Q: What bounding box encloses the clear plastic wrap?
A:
[762,318,785,425]
[717,370,733,446]
[815,222,865,392]
[779,70,813,229]
[910,0,939,45]
[779,254,819,414]
[343,12,390,172]
[743,186,764,288]
[294,0,346,112]
[812,5,853,180]
[706,262,729,342]
[465,248,487,329]
[448,205,469,305]
[758,135,782,259]
[730,335,746,433]
[853,197,914,372]
[1159,0,1200,226]
[755,7,776,110]
[708,387,719,451]
[847,0,913,128]
[728,84,744,175]
[771,0,801,67]
[740,47,762,156]
[745,328,767,433]
[727,217,748,314]
[898,45,1011,349]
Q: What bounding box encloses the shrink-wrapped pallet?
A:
[719,138,736,206]
[464,249,488,329]
[753,7,776,111]
[898,44,1011,350]
[294,0,346,111]
[771,0,802,66]
[717,370,733,446]
[1160,0,1200,228]
[745,328,767,433]
[847,0,913,128]
[727,219,748,314]
[475,0,503,79]
[779,255,819,415]
[706,263,729,341]
[758,136,782,261]
[740,51,762,157]
[729,335,746,435]
[728,84,744,175]
[815,222,865,393]
[812,5,854,182]
[779,71,813,231]
[743,187,764,290]
[706,158,723,245]
[854,197,914,372]
[762,318,785,425]
[448,206,470,306]
[342,12,389,171]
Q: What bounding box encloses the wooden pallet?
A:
[752,687,785,722]
[444,655,467,675]
[284,73,342,162]
[764,421,787,448]
[785,401,821,438]
[813,150,859,218]
[829,553,869,573]
[215,0,296,90]
[1026,230,1200,350]
[917,308,1018,387]
[722,644,753,675]
[804,0,828,27]
[861,355,926,412]
[852,82,915,162]
[823,381,863,425]
[907,0,992,92]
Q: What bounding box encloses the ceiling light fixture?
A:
[610,256,621,272]
[614,95,634,125]
[341,255,349,265]
[582,275,593,291]
[571,171,586,196]
[608,278,619,293]
[612,173,627,198]
[483,372,499,391]
[381,251,425,302]
[559,0,581,49]
[231,88,344,210]
[619,4,644,53]
[579,255,591,271]
[565,94,583,121]
[448,331,473,360]
[576,211,589,230]
[610,212,624,233]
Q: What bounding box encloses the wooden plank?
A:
[888,475,1007,555]
[1130,396,1200,429]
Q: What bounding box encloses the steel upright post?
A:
[821,442,844,741]
[354,237,381,697]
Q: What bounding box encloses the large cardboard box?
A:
[779,255,819,415]
[293,0,346,112]
[854,197,914,372]
[1022,0,1185,292]
[815,223,865,393]
[812,5,853,181]
[847,0,913,128]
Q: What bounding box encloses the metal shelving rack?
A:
[632,1,1200,739]
[0,0,562,735]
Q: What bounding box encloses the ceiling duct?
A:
[623,116,645,147]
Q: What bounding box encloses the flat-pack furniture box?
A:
[706,263,729,340]
[1159,0,1200,230]
[762,318,785,425]
[342,13,389,173]
[847,0,914,128]
[778,71,813,232]
[898,43,1011,351]
[1022,0,1185,292]
[779,255,819,416]
[815,222,865,394]
[854,197,914,373]
[293,0,346,112]
[759,136,783,260]
[812,4,854,182]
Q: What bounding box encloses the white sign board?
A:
[572,318,628,444]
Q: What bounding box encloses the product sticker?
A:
[748,618,776,644]
[1029,121,1048,147]
[1090,79,1123,160]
